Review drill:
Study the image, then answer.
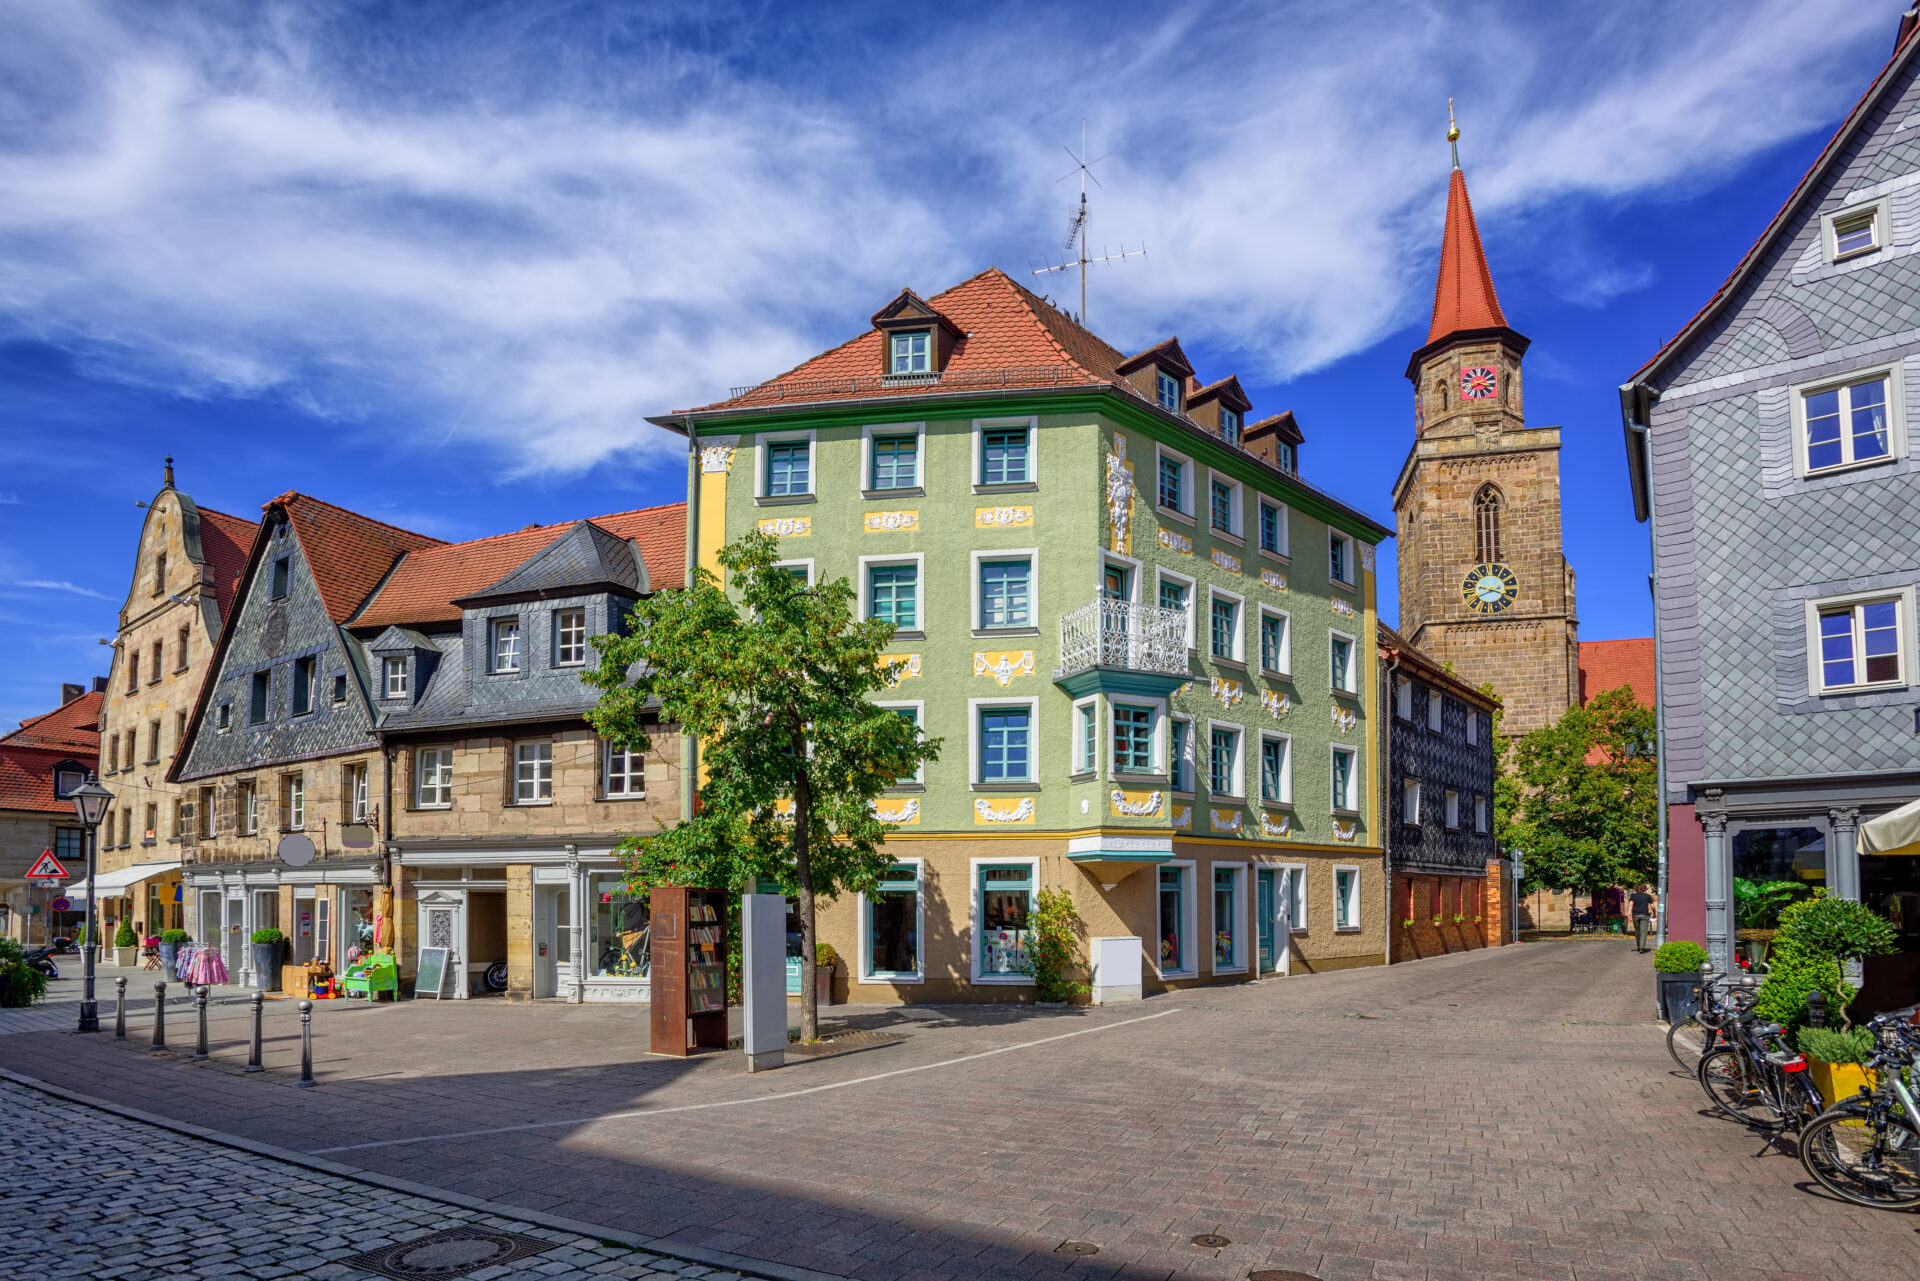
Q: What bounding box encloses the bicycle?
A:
[1697,1003,1824,1134]
[1797,1015,1920,1210]
[1667,968,1741,1071]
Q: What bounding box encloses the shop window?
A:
[978,864,1032,977]
[1731,828,1826,924]
[591,873,650,977]
[1159,865,1188,974]
[865,863,920,979]
[1213,867,1239,970]
[343,888,375,962]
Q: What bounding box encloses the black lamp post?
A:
[66,775,114,1034]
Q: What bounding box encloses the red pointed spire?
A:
[1426,165,1507,346]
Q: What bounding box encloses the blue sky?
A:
[0,0,1900,727]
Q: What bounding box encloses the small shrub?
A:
[1776,896,1898,962]
[814,941,837,969]
[1755,946,1849,1035]
[250,927,285,946]
[1652,941,1709,973]
[1798,1025,1875,1064]
[1025,887,1090,1004]
[159,929,191,944]
[0,937,46,1008]
[113,921,137,948]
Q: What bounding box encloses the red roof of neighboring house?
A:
[2,689,104,752]
[196,506,260,615]
[270,493,446,623]
[1579,638,1655,708]
[1427,166,1507,346]
[351,503,687,629]
[0,690,100,814]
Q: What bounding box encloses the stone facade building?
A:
[1394,151,1579,737]
[0,686,100,944]
[90,459,254,940]
[652,267,1393,1003]
[1621,11,1920,1009]
[1376,625,1506,961]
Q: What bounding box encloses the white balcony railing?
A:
[1058,599,1190,678]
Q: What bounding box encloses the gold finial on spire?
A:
[1447,98,1460,169]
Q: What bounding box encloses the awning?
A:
[62,860,183,900]
[1859,799,1920,857]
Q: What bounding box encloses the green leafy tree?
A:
[586,531,942,1041]
[1505,686,1658,903]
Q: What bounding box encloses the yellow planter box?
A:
[1808,1058,1875,1108]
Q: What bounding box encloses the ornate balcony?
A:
[1054,599,1191,698]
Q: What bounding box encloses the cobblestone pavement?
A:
[0,970,258,1036]
[0,1079,734,1280]
[6,941,1920,1281]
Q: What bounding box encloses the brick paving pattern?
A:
[5,940,1919,1281]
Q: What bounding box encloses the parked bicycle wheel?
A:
[1667,1016,1709,1070]
[1698,1046,1776,1127]
[1799,1104,1920,1210]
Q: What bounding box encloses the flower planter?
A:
[815,967,834,1007]
[1808,1058,1875,1108]
[251,943,283,992]
[158,942,181,980]
[1656,972,1703,1024]
[113,946,136,967]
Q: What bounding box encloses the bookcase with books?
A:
[648,885,729,1055]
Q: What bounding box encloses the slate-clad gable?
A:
[454,520,647,604]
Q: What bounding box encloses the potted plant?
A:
[1755,893,1899,1040]
[250,927,287,992]
[1733,877,1800,965]
[113,920,138,967]
[1799,1025,1876,1108]
[1651,940,1710,1023]
[0,937,47,1008]
[158,929,191,980]
[814,941,837,1007]
[1430,914,1442,927]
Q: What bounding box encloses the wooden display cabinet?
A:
[648,885,728,1055]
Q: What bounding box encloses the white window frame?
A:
[875,700,927,785]
[1804,586,1915,695]
[888,329,932,376]
[1108,694,1166,778]
[285,773,305,831]
[1070,696,1098,776]
[1257,730,1293,806]
[415,748,453,809]
[1427,689,1443,733]
[490,617,522,674]
[1395,676,1413,720]
[1156,369,1181,412]
[1169,712,1196,793]
[969,695,1040,786]
[1402,777,1421,826]
[514,741,554,805]
[1100,549,1143,604]
[858,553,926,636]
[1257,498,1290,559]
[1210,862,1250,975]
[1467,709,1479,746]
[1334,864,1362,932]
[969,854,1040,986]
[1475,795,1489,834]
[972,415,1039,491]
[774,557,815,586]
[1822,197,1891,264]
[1790,360,1906,479]
[861,421,926,495]
[1445,790,1461,830]
[350,764,369,823]
[241,782,258,835]
[1206,469,1244,541]
[1279,863,1308,935]
[1154,442,1195,523]
[858,857,925,985]
[1207,586,1246,664]
[603,740,645,798]
[1329,529,1356,588]
[971,549,1039,635]
[383,657,407,699]
[755,428,818,500]
[1257,605,1291,676]
[553,608,589,668]
[1205,719,1246,798]
[1155,567,1198,648]
[1331,744,1361,814]
[1154,858,1199,979]
[1329,627,1359,694]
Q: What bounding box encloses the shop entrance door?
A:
[1256,869,1277,974]
[293,890,316,965]
[222,891,246,980]
[533,883,569,999]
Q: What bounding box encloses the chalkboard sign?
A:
[416,946,450,1000]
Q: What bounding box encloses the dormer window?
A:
[1277,441,1296,473]
[1157,371,1180,411]
[491,618,522,673]
[890,331,931,376]
[1220,408,1241,444]
[555,609,587,666]
[383,657,408,698]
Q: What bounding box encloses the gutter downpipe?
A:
[682,416,698,825]
[1383,648,1402,959]
[1626,410,1669,956]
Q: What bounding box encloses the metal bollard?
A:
[114,977,126,1041]
[246,992,264,1073]
[1807,989,1828,1029]
[151,982,166,1049]
[296,1000,315,1088]
[192,985,210,1061]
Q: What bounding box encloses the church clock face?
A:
[1461,563,1519,614]
[1460,366,1498,399]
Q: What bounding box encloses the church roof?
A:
[1427,166,1507,345]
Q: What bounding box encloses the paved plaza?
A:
[4,941,1919,1281]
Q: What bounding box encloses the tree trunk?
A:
[794,765,817,1043]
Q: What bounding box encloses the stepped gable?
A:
[351,502,686,630]
[271,492,445,623]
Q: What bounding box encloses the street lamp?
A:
[67,775,114,1034]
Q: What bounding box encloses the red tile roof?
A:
[196,505,259,616]
[0,690,100,814]
[270,493,446,623]
[1579,638,1655,708]
[351,503,687,629]
[2,690,104,752]
[1427,166,1507,346]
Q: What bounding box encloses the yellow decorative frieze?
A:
[973,651,1035,686]
[1330,596,1357,617]
[1260,689,1291,718]
[878,654,923,686]
[1209,808,1246,836]
[1210,676,1244,709]
[698,438,739,473]
[1332,819,1358,843]
[864,510,919,533]
[772,798,796,821]
[871,798,921,825]
[1259,812,1292,838]
[1108,788,1164,818]
[1260,569,1287,592]
[1331,705,1357,733]
[1158,528,1193,555]
[1211,548,1241,574]
[758,516,811,538]
[973,796,1036,825]
[1170,805,1192,831]
[975,505,1034,529]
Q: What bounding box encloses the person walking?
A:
[1629,884,1656,953]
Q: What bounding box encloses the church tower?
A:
[1392,119,1578,736]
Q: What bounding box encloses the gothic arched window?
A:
[1474,484,1503,563]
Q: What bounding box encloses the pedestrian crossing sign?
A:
[26,849,68,881]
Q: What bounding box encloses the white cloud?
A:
[0,0,1893,474]
[8,579,112,600]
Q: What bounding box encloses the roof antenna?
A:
[1032,120,1145,328]
[1448,98,1461,170]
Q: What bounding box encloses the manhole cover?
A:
[1192,1234,1232,1248]
[344,1226,556,1280]
[1056,1241,1101,1256]
[1250,1271,1324,1281]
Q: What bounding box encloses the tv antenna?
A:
[1032,121,1145,327]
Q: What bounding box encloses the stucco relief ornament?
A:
[975,506,1034,528]
[1331,705,1357,733]
[1211,549,1241,574]
[1260,689,1291,718]
[1259,812,1291,838]
[1170,806,1192,831]
[1209,808,1245,835]
[974,651,1036,687]
[1109,790,1164,817]
[699,438,739,473]
[1331,819,1357,843]
[878,654,922,687]
[1105,434,1135,554]
[1330,596,1356,618]
[1260,569,1287,592]
[975,797,1036,824]
[863,510,919,532]
[871,798,919,823]
[1360,543,1375,572]
[1210,676,1244,709]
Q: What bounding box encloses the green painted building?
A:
[650,268,1393,1001]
